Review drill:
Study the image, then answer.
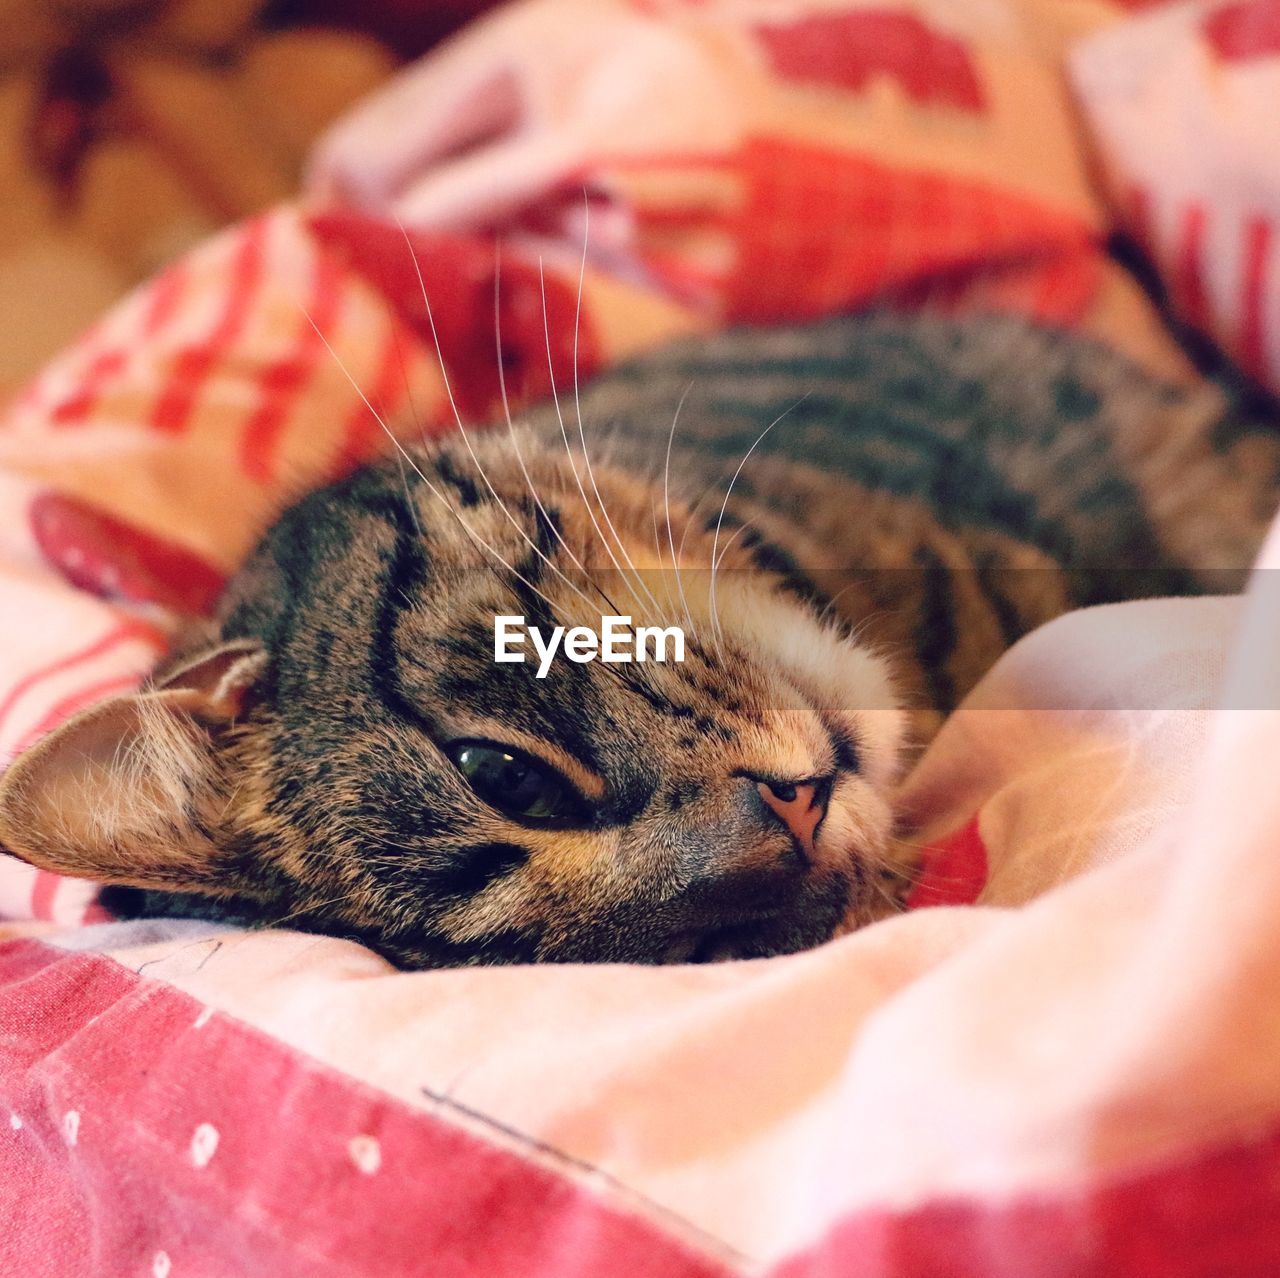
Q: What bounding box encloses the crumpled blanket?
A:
[2,1,1280,1274]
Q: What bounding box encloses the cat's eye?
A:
[446,742,583,825]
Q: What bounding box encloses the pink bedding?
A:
[2,1,1280,1273]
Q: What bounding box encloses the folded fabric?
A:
[4,579,1278,1274]
[310,0,1124,332]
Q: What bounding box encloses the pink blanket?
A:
[2,1,1280,1273]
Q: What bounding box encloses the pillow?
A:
[1073,0,1280,393]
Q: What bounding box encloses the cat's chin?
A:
[652,875,855,965]
[658,923,772,965]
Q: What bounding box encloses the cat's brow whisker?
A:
[492,244,625,619]
[711,519,752,572]
[532,250,660,624]
[705,519,759,661]
[565,197,664,620]
[667,475,728,649]
[379,303,432,540]
[394,451,425,540]
[708,394,811,643]
[647,503,686,635]
[649,503,665,576]
[706,519,754,656]
[662,381,697,636]
[537,257,650,619]
[395,220,600,617]
[304,310,562,617]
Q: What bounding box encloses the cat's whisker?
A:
[706,519,754,655]
[565,197,664,620]
[711,519,752,572]
[649,502,665,576]
[305,311,562,618]
[667,477,728,651]
[492,244,625,619]
[881,835,977,890]
[537,257,652,620]
[379,298,433,541]
[662,381,697,637]
[395,220,602,618]
[868,867,909,915]
[394,451,425,540]
[646,503,684,632]
[708,394,811,645]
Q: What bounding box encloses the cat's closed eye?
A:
[447,741,586,826]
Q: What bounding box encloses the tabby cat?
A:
[0,312,1274,967]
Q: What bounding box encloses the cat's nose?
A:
[751,775,831,861]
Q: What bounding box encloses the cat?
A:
[0,311,1275,967]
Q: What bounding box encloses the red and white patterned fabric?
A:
[1073,0,1280,391]
[2,0,1280,1273]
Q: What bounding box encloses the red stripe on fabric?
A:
[0,940,734,1278]
[1175,202,1211,333]
[48,350,127,427]
[640,249,728,307]
[47,263,186,426]
[335,325,407,475]
[634,205,736,230]
[29,873,60,924]
[1239,215,1273,380]
[905,815,987,909]
[141,261,188,338]
[0,620,160,742]
[307,214,600,425]
[1030,251,1100,326]
[80,898,113,925]
[1204,0,1280,62]
[32,876,102,927]
[12,672,144,757]
[149,219,268,435]
[29,492,227,616]
[723,140,1096,324]
[239,249,346,484]
[772,1124,1280,1277]
[755,11,986,112]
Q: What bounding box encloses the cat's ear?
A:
[0,639,267,891]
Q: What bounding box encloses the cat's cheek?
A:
[851,704,910,790]
[816,784,896,879]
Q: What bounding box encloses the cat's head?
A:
[0,432,907,966]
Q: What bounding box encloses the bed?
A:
[2,1,1280,1273]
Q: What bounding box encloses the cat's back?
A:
[531,310,1221,576]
